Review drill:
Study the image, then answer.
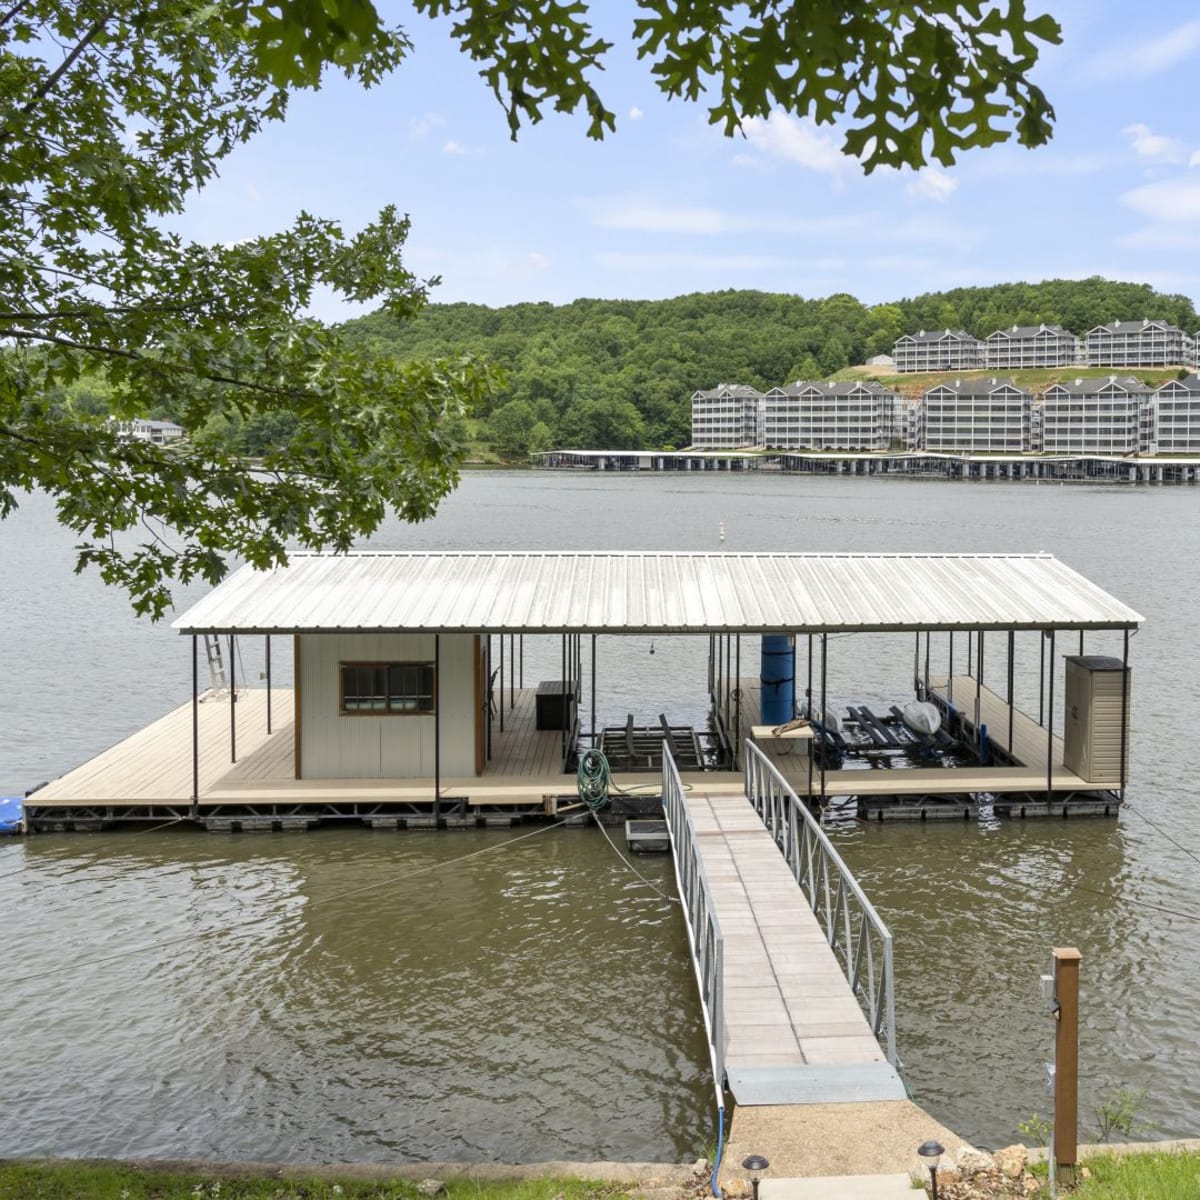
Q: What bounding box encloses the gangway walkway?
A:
[662,741,905,1107]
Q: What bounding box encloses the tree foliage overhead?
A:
[343,279,1200,455]
[2,0,1063,616]
[418,1,1061,169]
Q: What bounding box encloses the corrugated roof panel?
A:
[171,552,1143,635]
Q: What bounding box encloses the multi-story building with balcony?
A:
[690,383,763,449]
[1084,319,1194,368]
[1040,376,1152,454]
[761,381,897,450]
[1149,375,1200,454]
[893,329,986,373]
[916,378,1033,452]
[985,324,1081,370]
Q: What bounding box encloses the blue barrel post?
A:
[760,634,795,725]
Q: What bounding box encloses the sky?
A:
[178,2,1200,321]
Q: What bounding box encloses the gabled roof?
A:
[1044,375,1153,396]
[1086,319,1184,337]
[986,324,1076,341]
[766,380,894,398]
[896,329,982,345]
[1155,374,1200,395]
[172,552,1142,635]
[922,377,1031,399]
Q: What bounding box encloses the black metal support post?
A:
[591,634,597,750]
[1046,630,1056,803]
[229,633,237,763]
[434,634,441,821]
[265,634,272,735]
[734,635,741,768]
[1039,630,1046,725]
[486,635,493,760]
[499,631,505,732]
[1120,628,1130,798]
[819,633,828,806]
[1007,630,1015,755]
[948,631,955,706]
[807,633,814,801]
[191,635,200,812]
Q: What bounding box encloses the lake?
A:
[2,472,1198,1159]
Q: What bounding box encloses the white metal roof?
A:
[172,552,1143,635]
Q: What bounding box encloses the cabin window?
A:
[340,662,435,715]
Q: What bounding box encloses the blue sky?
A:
[180,2,1200,320]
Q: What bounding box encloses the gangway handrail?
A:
[743,739,897,1066]
[660,747,726,1099]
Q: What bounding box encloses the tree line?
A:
[339,278,1200,456]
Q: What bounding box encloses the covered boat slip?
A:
[23,552,1141,829]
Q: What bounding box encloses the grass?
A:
[0,1162,635,1200]
[1054,1150,1200,1198]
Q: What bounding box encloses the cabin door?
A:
[474,635,486,775]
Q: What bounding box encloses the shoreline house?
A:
[111,417,185,444]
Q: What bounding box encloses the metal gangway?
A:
[661,740,902,1108]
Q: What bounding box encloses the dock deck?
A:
[685,788,904,1104]
[23,687,745,827]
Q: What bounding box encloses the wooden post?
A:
[1054,947,1082,1187]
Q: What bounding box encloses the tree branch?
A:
[0,8,116,146]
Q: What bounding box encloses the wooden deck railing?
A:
[743,740,898,1066]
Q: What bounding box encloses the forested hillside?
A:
[342,278,1200,455]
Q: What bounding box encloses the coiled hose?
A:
[576,748,612,811]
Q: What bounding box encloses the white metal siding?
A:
[300,632,477,779]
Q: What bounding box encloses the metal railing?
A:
[661,747,726,1098]
[743,740,898,1065]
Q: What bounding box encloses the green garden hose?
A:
[576,748,612,811]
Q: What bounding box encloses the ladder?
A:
[204,634,227,691]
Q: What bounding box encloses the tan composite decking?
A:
[28,686,745,811]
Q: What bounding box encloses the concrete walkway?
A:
[720,1098,968,1191]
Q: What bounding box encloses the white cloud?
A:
[1123,123,1185,164]
[526,252,551,270]
[1085,19,1200,81]
[595,251,845,274]
[973,149,1114,179]
[580,197,866,237]
[738,111,847,178]
[245,183,260,202]
[408,112,445,141]
[628,106,644,121]
[1117,226,1200,252]
[1121,177,1200,223]
[905,167,957,203]
[443,140,466,155]
[1191,150,1200,168]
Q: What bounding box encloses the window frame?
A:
[339,661,437,716]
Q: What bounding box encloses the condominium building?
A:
[917,378,1033,452]
[1150,375,1200,454]
[1084,319,1194,368]
[761,381,897,450]
[690,383,763,449]
[1040,376,1152,454]
[985,324,1080,370]
[893,329,986,373]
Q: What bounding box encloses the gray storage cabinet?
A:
[1062,655,1131,786]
